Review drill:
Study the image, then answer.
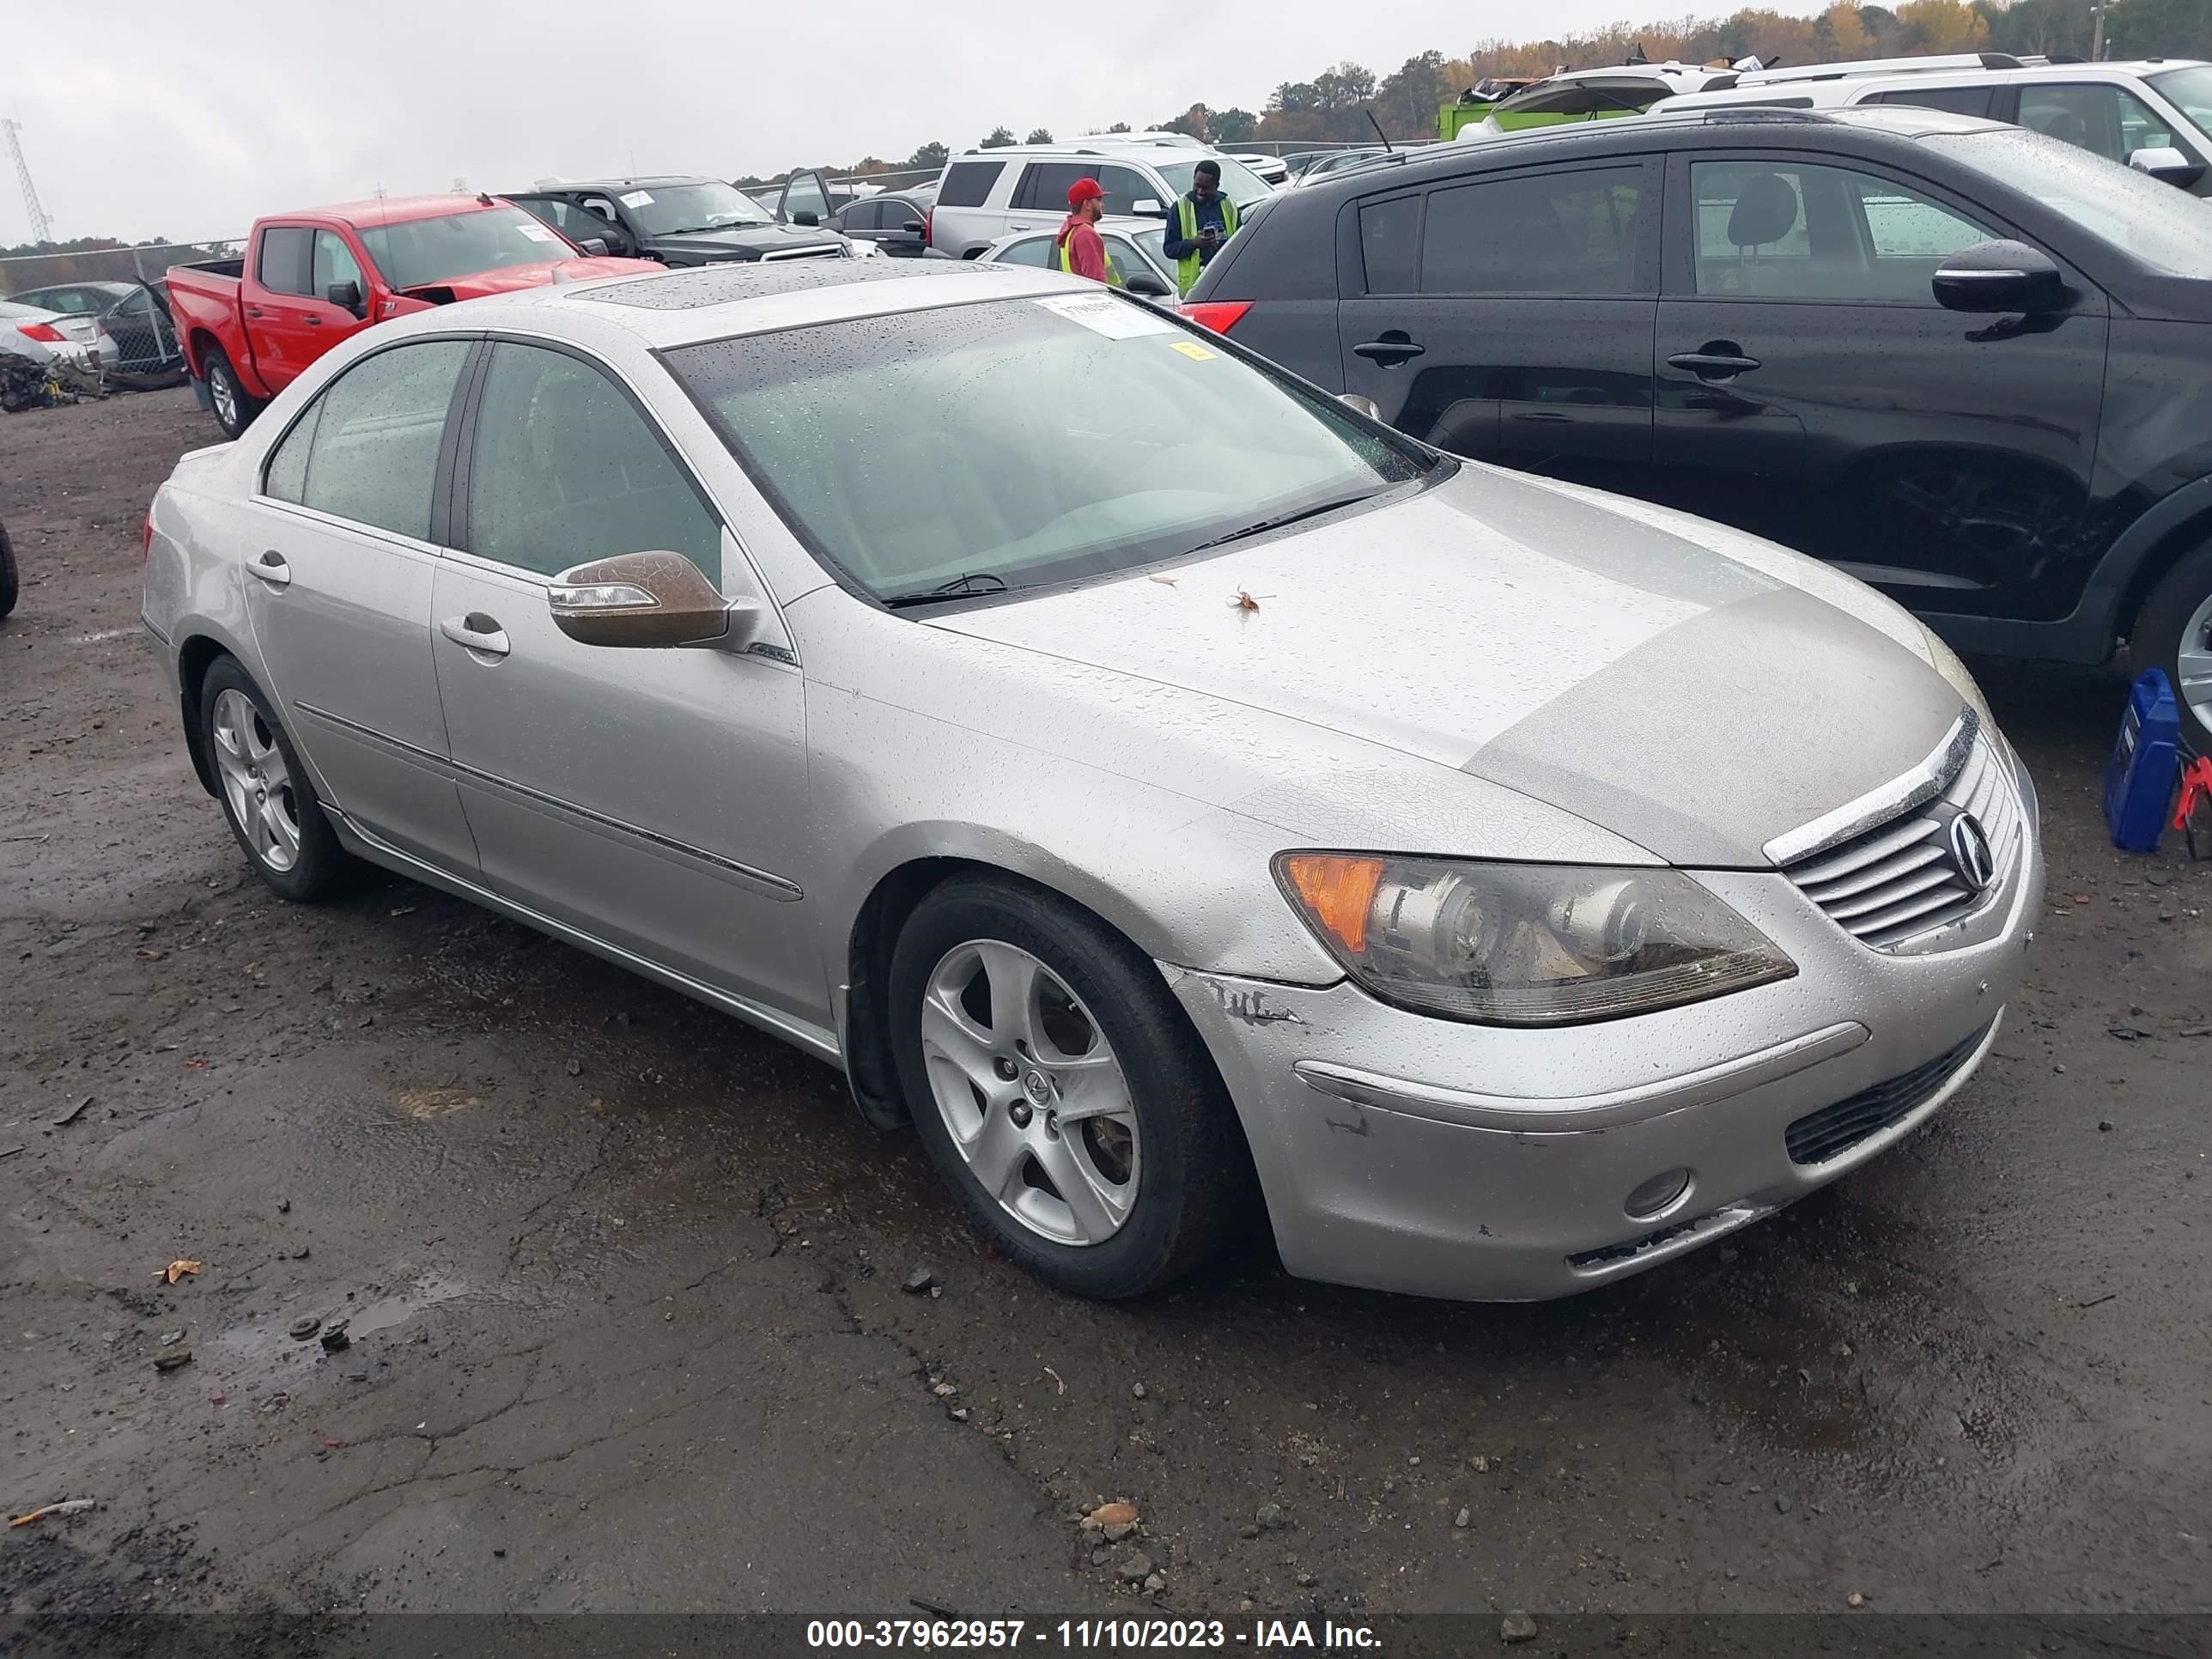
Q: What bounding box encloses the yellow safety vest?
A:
[1175,193,1238,296]
[1055,227,1122,286]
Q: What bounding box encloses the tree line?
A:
[736,0,2209,191]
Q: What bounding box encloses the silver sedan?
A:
[141,259,2042,1302]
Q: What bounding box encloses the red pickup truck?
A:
[167,193,654,437]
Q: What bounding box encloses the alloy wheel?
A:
[918,939,1139,1246]
[210,689,301,872]
[2180,590,2212,735]
[209,364,239,430]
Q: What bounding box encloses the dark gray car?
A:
[506,178,848,266]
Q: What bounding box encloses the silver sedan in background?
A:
[141,260,2040,1303]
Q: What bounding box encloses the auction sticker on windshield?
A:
[1033,292,1176,340]
[620,190,654,208]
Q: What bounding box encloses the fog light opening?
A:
[1624,1168,1693,1223]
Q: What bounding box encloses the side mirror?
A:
[1337,392,1382,419]
[1123,270,1173,299]
[577,237,610,257]
[1931,239,2068,314]
[902,220,927,235]
[548,551,760,652]
[2129,145,2204,185]
[325,280,363,316]
[1133,198,1162,215]
[793,210,820,228]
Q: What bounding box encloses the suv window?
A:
[1359,196,1420,293]
[939,161,1004,209]
[1420,166,1645,295]
[1692,161,1991,301]
[2020,82,2184,164]
[291,340,471,538]
[1872,84,1994,118]
[841,199,882,231]
[1018,162,1100,212]
[257,226,313,297]
[465,342,722,582]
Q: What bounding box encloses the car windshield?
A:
[620,182,773,234]
[2147,64,2212,147]
[357,207,571,289]
[1926,127,2212,277]
[1132,226,1168,268]
[1155,157,1273,208]
[667,294,1430,602]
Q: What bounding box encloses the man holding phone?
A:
[1163,160,1240,298]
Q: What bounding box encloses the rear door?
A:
[1337,157,1660,493]
[1650,149,2109,621]
[243,336,478,872]
[1006,161,1087,238]
[246,223,357,392]
[932,159,1011,252]
[429,338,818,1021]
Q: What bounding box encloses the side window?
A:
[1359,195,1420,294]
[262,399,321,504]
[784,173,832,222]
[295,340,470,538]
[1873,85,1994,118]
[466,342,722,583]
[312,231,363,299]
[1692,161,1995,302]
[938,161,1005,209]
[1421,167,1645,295]
[1018,162,1090,211]
[994,234,1056,268]
[2020,83,2181,163]
[580,195,624,225]
[257,226,313,297]
[1097,167,1156,215]
[842,199,883,231]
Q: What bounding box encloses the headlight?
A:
[1274,854,1796,1026]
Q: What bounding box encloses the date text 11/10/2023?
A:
[804,1619,1383,1650]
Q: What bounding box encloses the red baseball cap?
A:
[1067,177,1104,207]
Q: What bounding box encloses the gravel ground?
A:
[3,389,2209,1635]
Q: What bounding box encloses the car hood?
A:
[402,256,662,301]
[642,224,846,258]
[930,468,1964,867]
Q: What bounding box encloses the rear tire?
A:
[202,344,261,440]
[888,873,1247,1299]
[2132,540,2212,750]
[0,520,16,619]
[198,657,359,902]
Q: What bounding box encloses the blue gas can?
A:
[2103,667,2180,853]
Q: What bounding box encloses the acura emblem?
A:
[1948,811,1996,891]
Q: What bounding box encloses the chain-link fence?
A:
[0,237,243,298]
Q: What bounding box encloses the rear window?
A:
[1419,166,1646,295]
[1873,85,1995,118]
[938,161,1005,209]
[1359,196,1420,293]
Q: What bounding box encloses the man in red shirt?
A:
[1054,177,1112,284]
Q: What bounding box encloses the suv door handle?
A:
[1352,333,1425,366]
[251,550,291,588]
[441,613,511,659]
[1668,347,1762,380]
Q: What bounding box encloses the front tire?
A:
[889,874,1246,1298]
[198,657,357,902]
[2134,541,2212,750]
[202,344,261,440]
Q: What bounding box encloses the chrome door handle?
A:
[251,550,291,588]
[440,613,510,658]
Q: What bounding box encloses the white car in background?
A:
[0,298,103,401]
[981,216,1178,297]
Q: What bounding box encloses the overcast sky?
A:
[1,0,1825,242]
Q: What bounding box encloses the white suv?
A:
[1664,57,2212,195]
[927,139,1273,258]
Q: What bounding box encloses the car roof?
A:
[1673,55,2212,108]
[512,176,719,193]
[404,254,1085,351]
[950,141,1201,163]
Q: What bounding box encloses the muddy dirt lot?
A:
[3,389,2209,1635]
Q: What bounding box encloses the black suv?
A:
[505,177,847,266]
[1189,107,2212,744]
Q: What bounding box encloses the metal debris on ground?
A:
[51,1096,93,1127]
[319,1321,351,1353]
[159,1330,183,1346]
[288,1316,321,1340]
[902,1265,936,1294]
[9,1498,96,1527]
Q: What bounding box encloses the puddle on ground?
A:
[204,1274,525,1388]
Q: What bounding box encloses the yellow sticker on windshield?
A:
[1170,340,1216,361]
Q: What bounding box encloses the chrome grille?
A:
[1783,733,2022,951]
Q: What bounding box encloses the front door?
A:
[242,336,479,872]
[1651,153,2108,623]
[429,339,819,1023]
[248,226,359,392]
[1337,159,1660,495]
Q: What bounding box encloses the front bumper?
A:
[1170,765,2044,1302]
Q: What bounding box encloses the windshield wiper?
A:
[1179,493,1378,557]
[881,572,1013,608]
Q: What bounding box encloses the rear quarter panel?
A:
[163,265,251,384]
[143,446,270,739]
[1188,189,1344,391]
